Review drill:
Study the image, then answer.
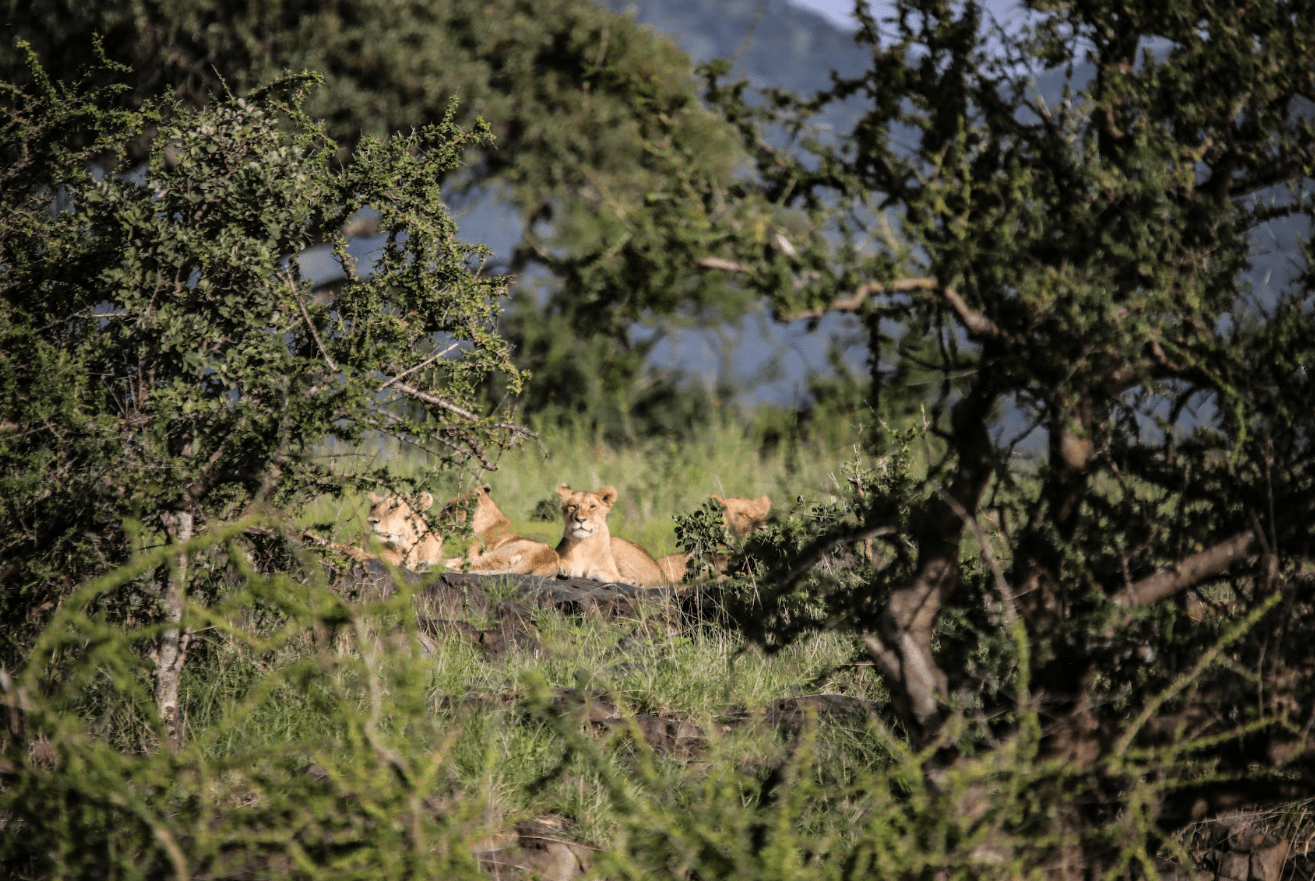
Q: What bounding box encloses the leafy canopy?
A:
[0,48,527,659]
[1,0,760,433]
[640,0,1315,872]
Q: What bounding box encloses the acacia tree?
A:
[650,0,1315,873]
[0,52,528,743]
[1,0,754,432]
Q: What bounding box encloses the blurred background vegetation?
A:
[0,0,908,444]
[4,0,1315,877]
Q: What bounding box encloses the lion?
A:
[655,493,772,582]
[440,485,559,577]
[715,493,772,538]
[555,483,623,583]
[554,483,668,586]
[302,529,378,564]
[367,491,445,569]
[611,536,669,588]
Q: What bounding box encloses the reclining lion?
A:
[367,491,445,569]
[555,483,667,586]
[655,493,772,582]
[715,493,772,538]
[441,485,559,577]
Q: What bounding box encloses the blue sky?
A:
[789,0,859,29]
[790,0,1028,36]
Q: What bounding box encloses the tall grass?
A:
[0,540,893,879]
[0,414,1255,880]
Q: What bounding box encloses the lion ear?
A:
[481,484,493,494]
[556,482,573,500]
[709,494,726,508]
[418,491,435,510]
[598,486,618,506]
[752,495,772,516]
[369,492,382,504]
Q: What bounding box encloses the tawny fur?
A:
[441,485,559,577]
[555,483,624,583]
[654,552,688,582]
[610,536,669,587]
[367,491,445,569]
[554,483,669,586]
[655,493,772,582]
[302,529,378,563]
[715,493,772,538]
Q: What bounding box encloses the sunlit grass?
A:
[0,410,930,875]
[297,409,872,559]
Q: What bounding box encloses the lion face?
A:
[711,494,772,538]
[367,491,437,553]
[437,484,505,537]
[556,483,617,542]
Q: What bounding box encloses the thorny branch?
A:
[692,258,1007,340]
[385,377,536,442]
[376,344,462,394]
[287,275,534,448]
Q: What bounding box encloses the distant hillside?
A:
[602,0,869,93]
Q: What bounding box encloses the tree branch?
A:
[376,344,461,395]
[693,256,751,273]
[153,509,194,752]
[291,279,339,374]
[777,277,986,323]
[383,376,536,443]
[865,370,1002,747]
[691,257,1008,340]
[780,278,943,321]
[768,523,899,587]
[1111,529,1256,608]
[386,379,484,422]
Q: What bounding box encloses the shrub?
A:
[0,47,528,739]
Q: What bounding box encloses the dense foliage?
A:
[5,0,1315,876]
[0,52,527,705]
[658,0,1315,872]
[1,0,761,435]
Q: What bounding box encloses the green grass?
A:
[299,410,872,558]
[4,411,1290,880]
[1,525,900,876]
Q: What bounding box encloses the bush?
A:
[0,47,528,737]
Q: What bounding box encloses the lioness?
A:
[612,536,669,588]
[655,493,773,582]
[441,485,559,577]
[554,483,668,586]
[367,491,445,569]
[715,493,772,538]
[302,529,378,564]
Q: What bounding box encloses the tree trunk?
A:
[153,509,193,751]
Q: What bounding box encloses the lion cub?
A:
[555,483,668,586]
[441,485,559,577]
